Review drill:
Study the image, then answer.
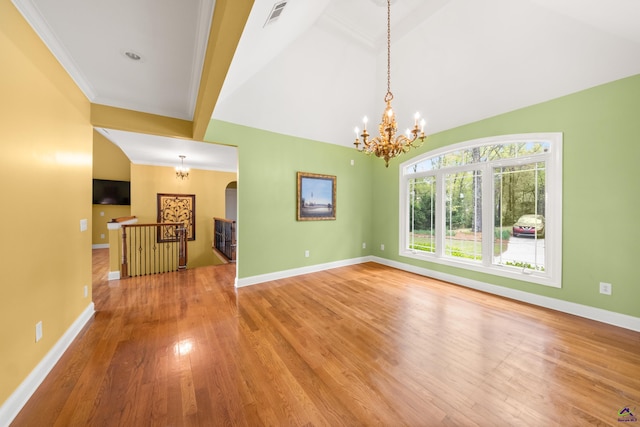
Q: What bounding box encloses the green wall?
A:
[206,122,373,278]
[371,74,640,318]
[207,74,640,319]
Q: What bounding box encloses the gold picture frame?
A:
[157,193,195,241]
[297,172,336,221]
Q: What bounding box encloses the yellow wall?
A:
[0,1,93,407]
[93,130,130,180]
[92,205,131,246]
[131,164,236,268]
[92,130,131,245]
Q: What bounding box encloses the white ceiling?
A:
[95,128,237,173]
[12,0,640,172]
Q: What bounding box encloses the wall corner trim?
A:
[0,303,95,427]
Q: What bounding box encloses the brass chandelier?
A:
[175,155,189,180]
[354,0,426,167]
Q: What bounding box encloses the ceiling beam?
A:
[90,104,192,139]
[192,0,254,141]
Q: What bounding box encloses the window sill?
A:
[399,249,561,288]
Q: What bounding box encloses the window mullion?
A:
[409,179,414,252]
[482,163,493,267]
[401,177,410,252]
[435,171,445,257]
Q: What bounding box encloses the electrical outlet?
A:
[35,321,43,342]
[80,218,88,232]
[599,282,612,295]
[362,242,366,249]
[100,233,105,239]
[305,250,310,258]
[380,244,385,251]
[84,285,89,298]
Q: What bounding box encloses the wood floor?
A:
[11,249,640,426]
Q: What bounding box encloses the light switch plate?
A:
[35,321,43,342]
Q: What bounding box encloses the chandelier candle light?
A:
[354,0,426,167]
[176,155,189,180]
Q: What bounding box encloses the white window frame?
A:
[399,133,562,288]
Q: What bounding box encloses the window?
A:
[400,133,562,287]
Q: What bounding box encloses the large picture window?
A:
[400,133,562,287]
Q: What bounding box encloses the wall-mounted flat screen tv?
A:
[92,179,131,205]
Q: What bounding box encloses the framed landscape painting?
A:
[297,172,336,221]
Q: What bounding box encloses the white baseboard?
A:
[0,303,95,427]
[372,256,640,333]
[235,256,640,332]
[235,256,374,287]
[92,244,109,249]
[108,271,120,280]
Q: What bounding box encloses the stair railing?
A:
[213,217,236,262]
[121,223,187,278]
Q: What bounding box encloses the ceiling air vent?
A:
[264,1,288,27]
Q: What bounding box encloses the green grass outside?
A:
[409,231,510,260]
[409,228,544,270]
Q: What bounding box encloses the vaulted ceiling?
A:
[12,0,640,172]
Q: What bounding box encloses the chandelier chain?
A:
[386,0,392,100]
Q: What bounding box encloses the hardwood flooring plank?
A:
[9,254,640,426]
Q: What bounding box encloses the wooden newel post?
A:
[177,226,187,271]
[121,225,129,278]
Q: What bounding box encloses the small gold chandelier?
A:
[354,0,426,167]
[175,155,189,180]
